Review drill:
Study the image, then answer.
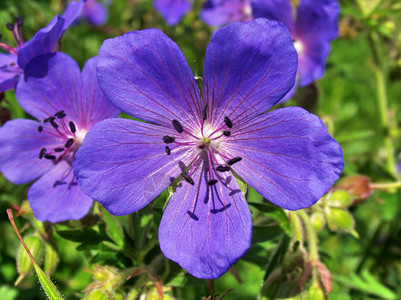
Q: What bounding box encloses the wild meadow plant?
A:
[0,0,399,299]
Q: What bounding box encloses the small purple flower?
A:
[154,0,192,25]
[74,19,343,278]
[0,52,119,222]
[200,0,253,27]
[80,0,109,26]
[0,0,84,92]
[252,0,340,99]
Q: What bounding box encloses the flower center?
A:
[161,104,242,187]
[293,39,304,55]
[37,110,86,165]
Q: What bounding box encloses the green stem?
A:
[370,181,401,189]
[289,212,303,246]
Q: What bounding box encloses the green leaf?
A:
[34,263,64,300]
[248,202,291,235]
[99,206,124,250]
[252,225,283,244]
[56,227,107,245]
[332,270,397,299]
[262,234,290,281]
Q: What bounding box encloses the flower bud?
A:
[311,212,326,232]
[15,235,44,285]
[307,284,326,300]
[327,208,358,237]
[84,290,107,300]
[44,243,59,275]
[337,175,372,203]
[330,190,352,207]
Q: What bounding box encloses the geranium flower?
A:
[252,0,340,99]
[0,52,119,222]
[0,0,84,92]
[80,0,110,26]
[74,19,343,278]
[200,0,252,27]
[154,0,192,25]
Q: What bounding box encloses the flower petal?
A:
[28,161,93,222]
[0,119,63,184]
[80,56,119,129]
[159,164,252,279]
[82,0,108,26]
[73,118,193,216]
[203,19,297,127]
[61,0,85,30]
[200,0,252,27]
[97,29,203,130]
[227,107,343,210]
[154,0,191,25]
[17,16,64,69]
[251,0,294,32]
[16,52,84,122]
[294,0,340,43]
[0,53,20,92]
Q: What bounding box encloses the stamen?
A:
[37,126,43,133]
[44,154,56,160]
[216,165,230,172]
[187,211,199,220]
[227,157,242,165]
[43,116,54,123]
[65,138,74,148]
[55,148,65,152]
[172,119,183,134]
[162,136,175,143]
[165,146,171,155]
[56,113,66,119]
[6,23,13,31]
[202,104,208,120]
[39,148,46,159]
[208,179,218,186]
[69,121,76,133]
[224,116,233,128]
[16,17,23,27]
[182,173,195,185]
[223,130,231,137]
[49,119,58,128]
[54,110,65,117]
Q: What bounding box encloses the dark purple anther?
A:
[16,17,23,27]
[44,154,56,160]
[65,138,74,148]
[208,179,218,186]
[223,131,230,137]
[202,104,208,120]
[224,116,232,128]
[187,211,199,220]
[165,146,171,155]
[6,23,13,31]
[172,119,183,133]
[43,116,55,123]
[163,136,175,143]
[37,126,43,133]
[55,148,65,152]
[54,110,65,117]
[50,119,58,128]
[227,157,242,165]
[216,165,230,172]
[39,148,46,159]
[183,173,194,185]
[69,121,76,133]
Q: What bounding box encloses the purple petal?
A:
[200,0,252,27]
[227,107,343,210]
[28,160,93,222]
[0,119,63,184]
[80,56,119,129]
[17,16,64,70]
[73,118,193,216]
[97,29,203,130]
[294,0,340,43]
[82,0,108,26]
[252,0,294,32]
[154,0,191,25]
[61,0,85,30]
[159,165,252,279]
[16,52,84,123]
[0,53,21,92]
[203,19,297,127]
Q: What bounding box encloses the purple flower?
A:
[200,0,253,27]
[80,0,109,26]
[0,52,119,222]
[73,19,343,278]
[0,0,84,92]
[252,0,340,99]
[154,0,192,25]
